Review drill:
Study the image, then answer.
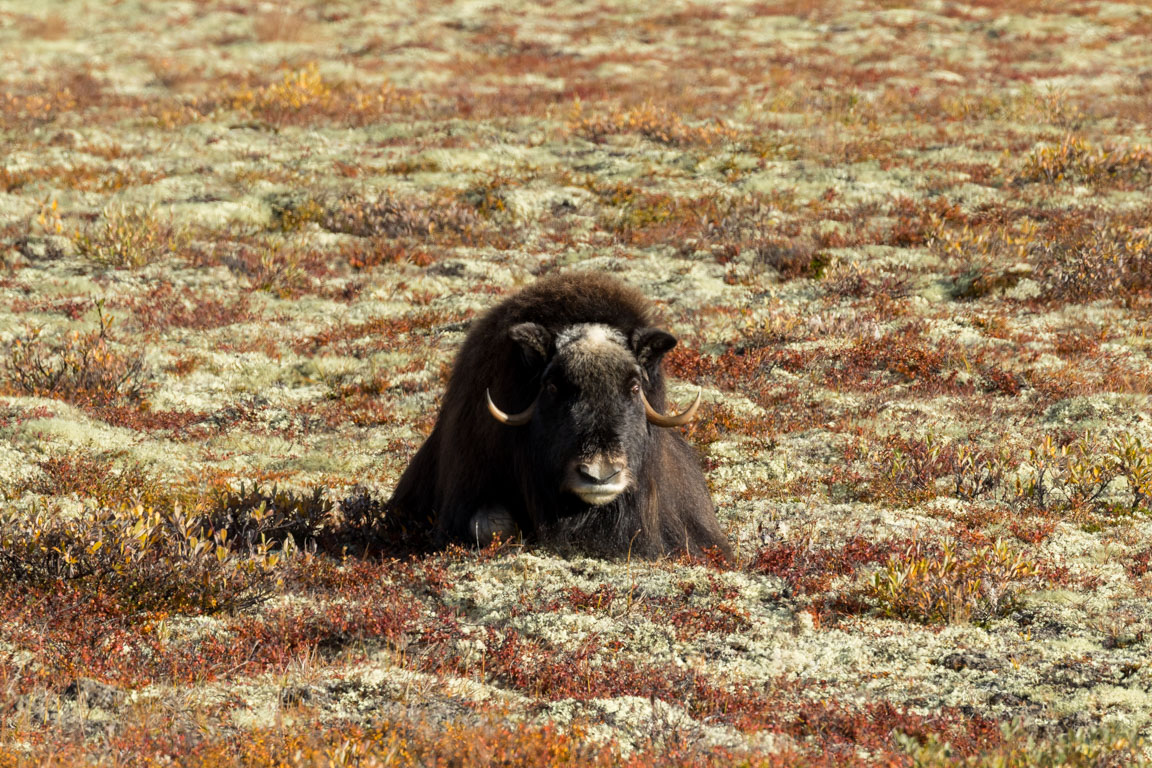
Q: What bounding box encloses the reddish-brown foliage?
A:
[128,283,256,333]
[293,309,473,357]
[751,535,905,595]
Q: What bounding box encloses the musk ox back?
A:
[388,272,731,560]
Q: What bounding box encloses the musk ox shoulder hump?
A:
[498,272,652,329]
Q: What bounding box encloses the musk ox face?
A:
[486,321,698,512]
[539,324,646,507]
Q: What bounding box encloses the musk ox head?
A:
[485,321,699,511]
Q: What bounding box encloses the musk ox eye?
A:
[629,380,641,397]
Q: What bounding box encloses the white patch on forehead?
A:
[556,323,627,351]
[554,324,636,389]
[586,325,611,345]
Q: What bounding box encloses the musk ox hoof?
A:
[470,506,520,547]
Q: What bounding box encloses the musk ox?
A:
[388,272,731,560]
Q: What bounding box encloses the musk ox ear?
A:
[509,322,553,367]
[632,328,677,370]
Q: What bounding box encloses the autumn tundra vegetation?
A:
[1,0,1151,765]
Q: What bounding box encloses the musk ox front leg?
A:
[468,505,520,547]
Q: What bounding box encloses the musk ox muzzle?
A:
[565,452,630,506]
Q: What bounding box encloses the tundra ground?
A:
[1,0,1151,765]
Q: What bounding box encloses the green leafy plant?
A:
[870,538,1037,625]
[1109,433,1152,513]
[1015,433,1127,515]
[73,202,186,268]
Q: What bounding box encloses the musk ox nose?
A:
[566,454,631,506]
[577,457,625,485]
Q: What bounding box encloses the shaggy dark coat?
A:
[388,272,731,560]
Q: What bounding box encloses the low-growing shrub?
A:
[1111,433,1152,514]
[1012,432,1152,516]
[210,484,333,552]
[0,502,289,614]
[210,484,430,557]
[19,451,198,512]
[73,202,186,269]
[268,194,326,232]
[751,534,904,596]
[754,237,826,280]
[248,244,312,298]
[568,99,736,147]
[323,191,482,240]
[227,62,418,126]
[128,282,255,332]
[4,303,153,407]
[1017,134,1152,186]
[1016,433,1113,514]
[0,79,80,127]
[899,723,1149,768]
[870,537,1037,625]
[459,173,522,218]
[933,211,1152,304]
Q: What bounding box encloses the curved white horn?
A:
[486,388,536,426]
[640,388,701,428]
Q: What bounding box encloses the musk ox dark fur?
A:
[388,272,731,560]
